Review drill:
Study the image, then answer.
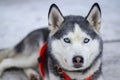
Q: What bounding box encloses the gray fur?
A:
[52,15,99,39]
[14,28,49,54]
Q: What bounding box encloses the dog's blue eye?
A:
[64,38,71,43]
[84,38,90,43]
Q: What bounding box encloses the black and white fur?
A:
[0,3,103,80]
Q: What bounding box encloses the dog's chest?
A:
[65,72,84,80]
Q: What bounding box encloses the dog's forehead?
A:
[73,23,86,36]
[53,16,97,39]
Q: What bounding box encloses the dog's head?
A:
[48,3,103,71]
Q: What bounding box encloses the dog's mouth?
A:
[73,63,83,68]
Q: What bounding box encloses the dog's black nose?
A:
[72,56,84,68]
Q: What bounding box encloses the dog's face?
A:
[48,3,103,71]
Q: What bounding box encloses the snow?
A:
[0,0,120,80]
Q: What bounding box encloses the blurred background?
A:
[0,0,120,80]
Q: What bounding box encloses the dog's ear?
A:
[48,4,64,34]
[86,3,101,32]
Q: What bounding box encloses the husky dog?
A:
[0,3,103,80]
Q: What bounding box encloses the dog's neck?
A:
[48,56,102,80]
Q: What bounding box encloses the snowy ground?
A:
[0,0,120,80]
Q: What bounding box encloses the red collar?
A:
[38,42,93,80]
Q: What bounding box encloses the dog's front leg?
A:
[24,68,39,80]
[49,72,61,80]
